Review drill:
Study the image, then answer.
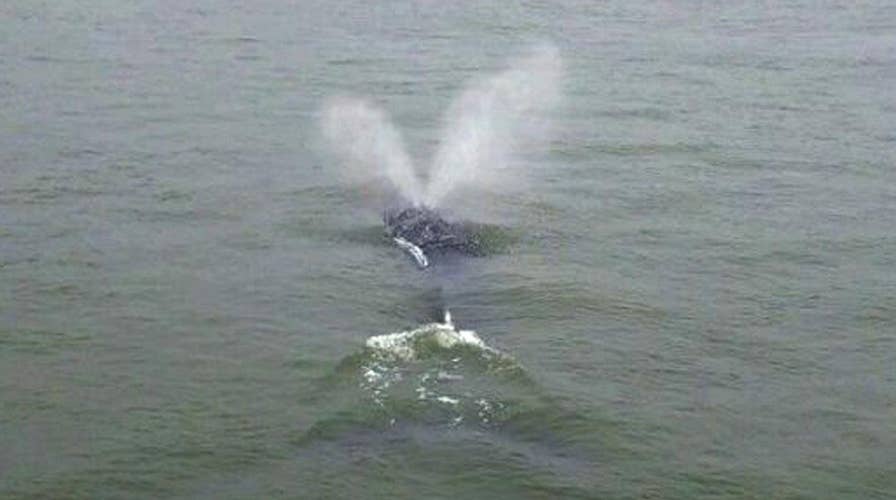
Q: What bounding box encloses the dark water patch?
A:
[278,185,361,211]
[219,36,262,44]
[24,54,65,63]
[217,228,275,252]
[25,281,84,303]
[0,254,47,274]
[605,142,708,157]
[327,57,392,67]
[51,253,102,270]
[854,300,896,330]
[153,189,194,203]
[596,107,674,121]
[115,206,203,223]
[1,185,100,205]
[0,329,91,355]
[562,141,710,159]
[0,174,116,206]
[58,148,104,160]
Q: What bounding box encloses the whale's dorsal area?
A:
[384,206,483,267]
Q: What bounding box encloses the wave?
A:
[357,310,523,426]
[291,311,622,496]
[295,311,534,447]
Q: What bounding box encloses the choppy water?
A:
[2,1,895,498]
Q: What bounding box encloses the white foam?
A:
[436,396,459,405]
[364,329,418,360]
[364,312,492,361]
[359,311,508,424]
[437,371,463,381]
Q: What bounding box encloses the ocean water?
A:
[2,1,894,498]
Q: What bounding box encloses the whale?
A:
[384,205,484,268]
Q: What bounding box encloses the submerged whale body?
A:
[384,206,483,268]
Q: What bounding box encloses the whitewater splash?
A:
[365,310,491,361]
[358,310,518,426]
[321,44,563,210]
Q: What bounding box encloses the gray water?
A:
[2,1,895,498]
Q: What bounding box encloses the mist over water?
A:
[320,44,564,211]
[426,44,563,207]
[320,97,425,206]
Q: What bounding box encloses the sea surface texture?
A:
[1,1,894,498]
